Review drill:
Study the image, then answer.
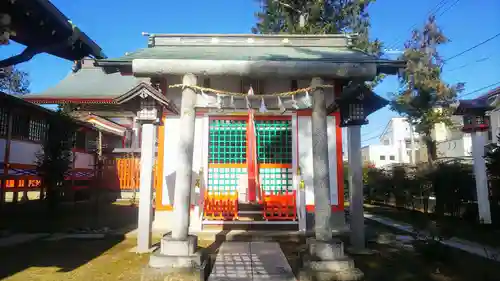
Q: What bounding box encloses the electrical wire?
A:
[459,81,500,98]
[444,32,500,62]
[436,0,461,17]
[385,0,451,50]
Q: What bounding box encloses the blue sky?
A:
[2,0,499,146]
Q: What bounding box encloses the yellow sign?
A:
[299,179,305,190]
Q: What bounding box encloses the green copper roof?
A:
[98,46,387,63]
[23,67,144,102]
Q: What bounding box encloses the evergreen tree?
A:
[253,0,382,56]
[0,66,29,94]
[391,16,464,164]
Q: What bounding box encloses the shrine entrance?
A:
[203,115,297,228]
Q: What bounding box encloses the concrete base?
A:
[143,259,207,281]
[149,234,204,270]
[299,238,364,281]
[307,238,345,260]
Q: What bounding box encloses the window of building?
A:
[383,139,389,145]
[74,130,87,150]
[11,112,30,140]
[380,155,385,160]
[390,155,395,160]
[28,118,47,142]
[0,107,9,137]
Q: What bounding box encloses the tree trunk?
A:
[424,134,437,165]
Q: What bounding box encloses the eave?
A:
[1,0,105,67]
[23,98,116,104]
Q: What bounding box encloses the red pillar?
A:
[247,110,257,202]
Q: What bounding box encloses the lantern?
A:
[462,113,490,133]
[338,98,368,127]
[137,95,161,122]
[336,81,389,127]
[454,98,492,133]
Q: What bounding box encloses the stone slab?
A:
[0,233,49,247]
[208,241,297,281]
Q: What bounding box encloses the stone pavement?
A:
[365,212,500,261]
[209,241,296,281]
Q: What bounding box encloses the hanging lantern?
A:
[338,98,367,127]
[137,95,161,122]
[335,81,388,127]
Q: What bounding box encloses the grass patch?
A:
[365,203,500,248]
[0,238,150,281]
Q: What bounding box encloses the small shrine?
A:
[24,33,404,269]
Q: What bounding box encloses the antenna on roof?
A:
[142,32,150,36]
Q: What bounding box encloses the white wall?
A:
[8,141,42,165]
[436,134,472,159]
[0,139,5,162]
[362,144,400,168]
[298,115,340,207]
[74,152,95,169]
[490,110,500,144]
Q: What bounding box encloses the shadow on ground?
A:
[0,200,139,280]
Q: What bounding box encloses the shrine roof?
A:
[95,34,405,76]
[97,46,403,73]
[23,66,145,103]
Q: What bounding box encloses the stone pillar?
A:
[172,73,198,240]
[137,121,156,253]
[310,77,332,241]
[471,131,492,224]
[348,125,365,250]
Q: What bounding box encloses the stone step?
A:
[202,221,299,231]
[239,203,264,212]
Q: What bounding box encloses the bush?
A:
[365,160,476,220]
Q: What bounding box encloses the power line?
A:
[459,81,500,98]
[444,31,500,62]
[386,0,450,50]
[446,56,490,72]
[436,0,461,17]
[362,125,386,137]
[362,133,383,143]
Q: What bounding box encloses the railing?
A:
[203,191,239,220]
[262,190,297,221]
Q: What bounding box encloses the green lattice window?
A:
[208,167,247,193]
[255,120,292,164]
[209,119,247,164]
[259,168,293,194]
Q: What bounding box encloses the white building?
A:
[362,117,419,167]
[361,144,400,167]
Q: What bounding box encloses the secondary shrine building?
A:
[24,34,402,232]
